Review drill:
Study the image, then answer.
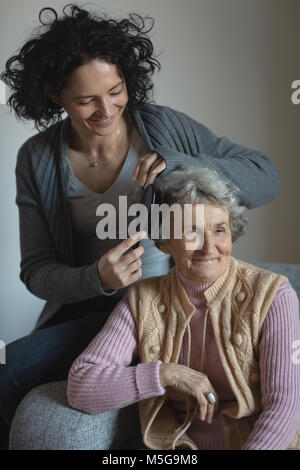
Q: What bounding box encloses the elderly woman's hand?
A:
[159,363,219,424]
[132,152,166,188]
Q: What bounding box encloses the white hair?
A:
[153,167,248,243]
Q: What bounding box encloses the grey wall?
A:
[1,0,299,343]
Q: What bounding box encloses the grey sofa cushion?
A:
[9,381,143,450]
[9,262,300,450]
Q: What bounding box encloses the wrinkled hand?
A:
[159,363,219,424]
[98,231,147,290]
[132,152,166,188]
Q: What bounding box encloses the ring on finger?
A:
[206,392,216,405]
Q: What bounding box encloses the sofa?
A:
[8,262,300,450]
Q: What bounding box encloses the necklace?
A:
[88,127,121,168]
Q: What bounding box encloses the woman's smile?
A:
[88,114,116,126]
[192,258,218,264]
[159,204,232,283]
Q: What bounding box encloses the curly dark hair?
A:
[1,3,161,130]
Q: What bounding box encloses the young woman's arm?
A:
[134,104,280,209]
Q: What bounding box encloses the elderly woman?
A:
[67,167,300,450]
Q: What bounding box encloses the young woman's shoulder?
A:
[136,102,198,124]
[134,102,213,145]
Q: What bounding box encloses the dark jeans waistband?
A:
[36,295,122,330]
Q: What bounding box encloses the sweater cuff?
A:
[87,260,118,296]
[135,360,166,400]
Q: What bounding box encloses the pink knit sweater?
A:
[67,268,300,450]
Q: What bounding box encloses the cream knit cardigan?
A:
[128,257,300,450]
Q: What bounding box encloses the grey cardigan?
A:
[15,103,279,328]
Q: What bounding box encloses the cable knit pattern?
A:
[67,259,300,450]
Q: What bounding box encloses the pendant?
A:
[90,161,99,168]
